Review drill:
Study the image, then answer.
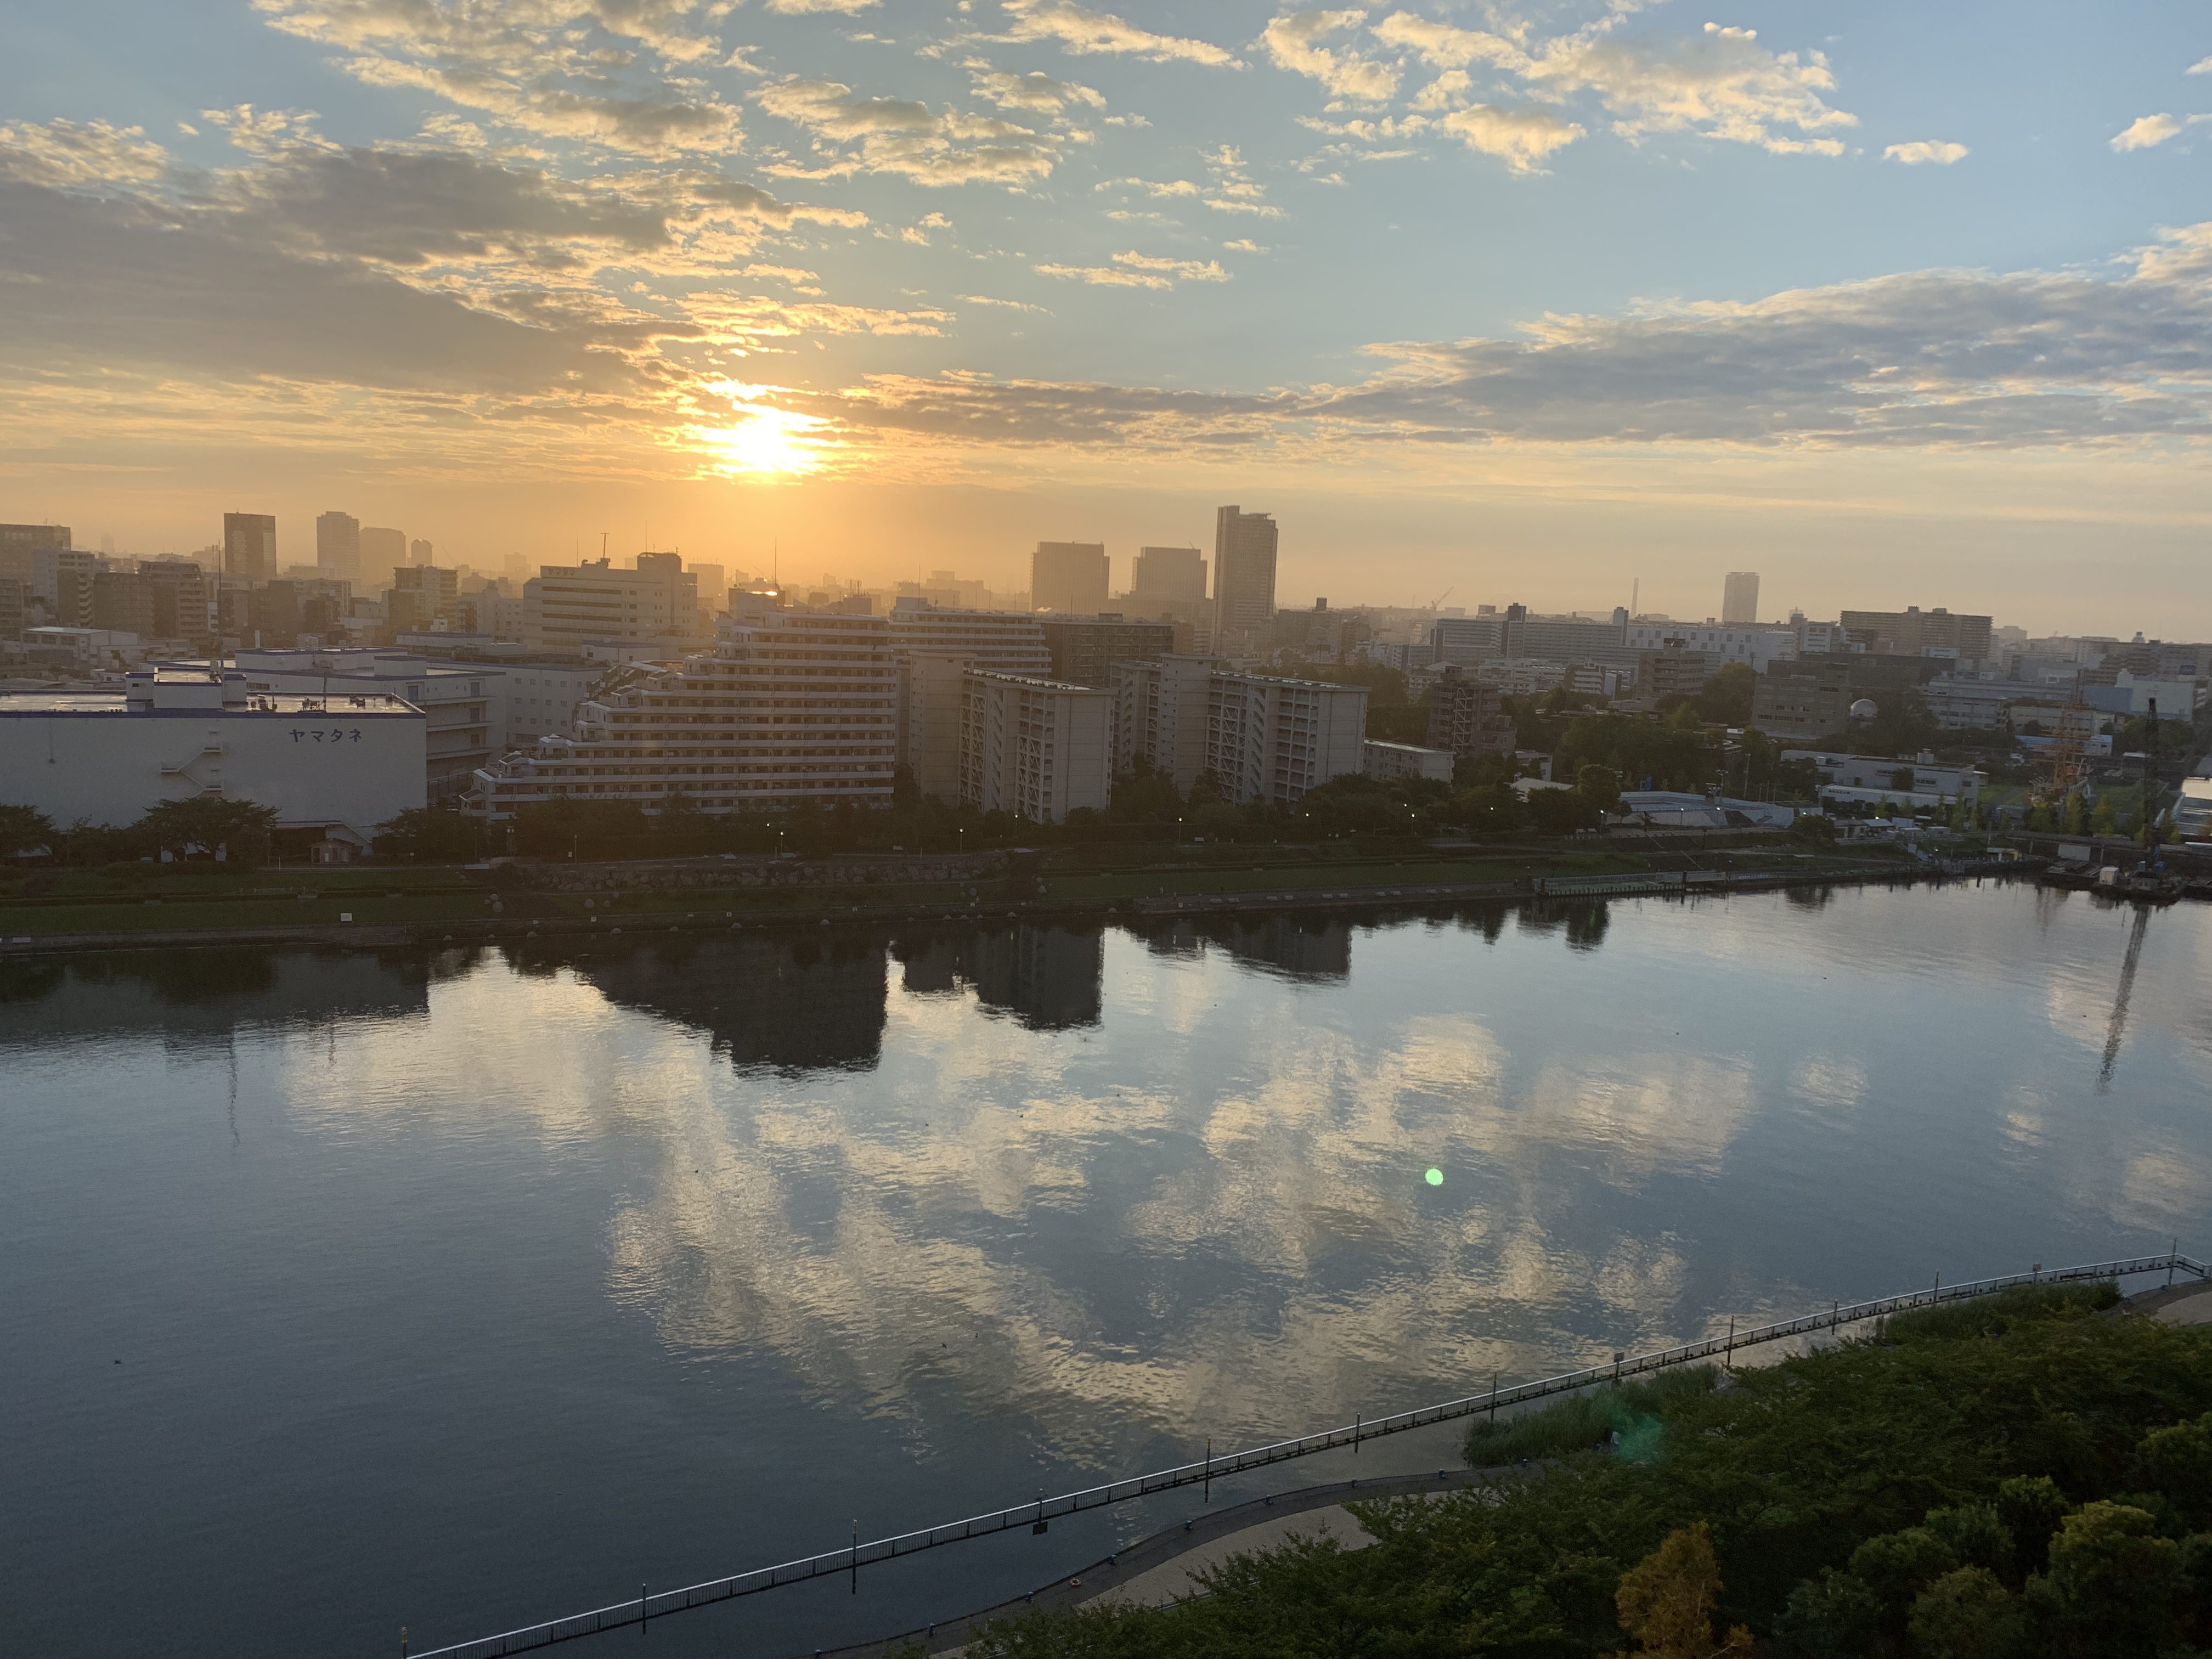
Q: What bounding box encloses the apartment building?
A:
[1111,653,1218,789]
[960,670,1113,823]
[1205,672,1368,805]
[1038,614,1174,687]
[467,605,898,819]
[884,603,1051,675]
[1425,665,1515,757]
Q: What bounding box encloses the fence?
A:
[409,1250,2205,1658]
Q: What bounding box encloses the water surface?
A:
[4,883,2208,1655]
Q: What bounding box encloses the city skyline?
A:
[3,3,2211,631]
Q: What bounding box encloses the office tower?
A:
[689,561,727,608]
[1131,545,1206,602]
[1030,541,1109,614]
[0,578,24,641]
[523,555,702,650]
[0,523,71,589]
[1722,571,1760,625]
[1212,506,1278,651]
[359,527,408,590]
[223,512,278,582]
[387,565,460,634]
[317,511,362,579]
[409,537,434,565]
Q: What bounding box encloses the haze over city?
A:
[5,1,2212,630]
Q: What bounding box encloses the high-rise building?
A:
[0,523,70,588]
[387,565,459,635]
[1212,506,1278,652]
[0,578,25,642]
[317,512,361,580]
[523,556,702,652]
[1132,545,1206,602]
[884,604,1050,675]
[1722,572,1760,625]
[1425,665,1514,758]
[1839,606,1994,662]
[222,512,278,582]
[1037,614,1174,687]
[1030,541,1109,614]
[359,527,408,590]
[409,538,434,565]
[1109,657,1365,804]
[959,670,1113,823]
[468,602,898,818]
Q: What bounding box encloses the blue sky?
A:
[2,1,2209,628]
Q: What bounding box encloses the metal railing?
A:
[410,1250,2204,1658]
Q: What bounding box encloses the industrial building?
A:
[0,669,424,848]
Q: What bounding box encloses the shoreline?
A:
[0,857,2027,957]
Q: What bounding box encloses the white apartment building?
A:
[1111,654,1218,790]
[1362,740,1454,783]
[467,605,898,819]
[897,651,973,800]
[1207,673,1369,805]
[523,554,702,653]
[1623,622,1799,673]
[0,669,424,845]
[213,647,503,802]
[885,603,1051,676]
[960,670,1113,823]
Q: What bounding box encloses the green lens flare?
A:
[1425,1167,1443,1187]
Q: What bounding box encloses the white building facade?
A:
[523,555,702,653]
[959,670,1113,823]
[0,670,424,844]
[1205,673,1368,805]
[217,647,503,802]
[467,605,898,819]
[885,603,1051,676]
[1622,622,1800,673]
[1362,740,1454,783]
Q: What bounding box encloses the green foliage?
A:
[510,796,652,856]
[134,796,280,864]
[2133,1412,2212,1527]
[1526,785,1605,836]
[372,804,487,865]
[1880,1280,2119,1344]
[1692,662,1756,726]
[0,802,58,857]
[1906,1566,2023,1659]
[963,1281,2212,1659]
[1558,714,1714,793]
[1787,813,1838,844]
[1577,765,1623,814]
[1465,1367,1718,1466]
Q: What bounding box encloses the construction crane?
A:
[1424,586,1454,612]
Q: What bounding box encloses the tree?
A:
[134,796,279,864]
[510,797,651,856]
[1578,764,1623,815]
[0,803,58,857]
[1788,813,1838,844]
[373,804,486,864]
[1907,1567,2023,1659]
[1526,786,1604,836]
[2091,795,2117,836]
[1692,662,1757,726]
[1611,1524,1753,1657]
[1889,766,1917,794]
[2028,1502,2185,1657]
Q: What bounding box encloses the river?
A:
[3,882,2207,1656]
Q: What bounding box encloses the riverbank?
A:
[0,842,2012,955]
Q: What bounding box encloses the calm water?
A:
[4,884,2209,1656]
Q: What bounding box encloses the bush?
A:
[1880,1280,2118,1344]
[1464,1367,1718,1466]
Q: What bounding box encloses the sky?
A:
[2,0,2209,632]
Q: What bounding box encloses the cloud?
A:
[792,222,2212,454]
[1261,9,1401,105]
[1442,104,1584,172]
[967,66,1107,114]
[1222,239,1267,253]
[254,0,745,154]
[2112,112,2192,151]
[997,0,1236,67]
[755,77,1062,185]
[765,0,877,10]
[2190,57,2212,75]
[1883,140,1968,166]
[1034,250,1231,288]
[1362,9,1855,159]
[0,119,170,190]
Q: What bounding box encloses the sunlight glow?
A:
[697,390,831,476]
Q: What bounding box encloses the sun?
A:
[697,394,831,477]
